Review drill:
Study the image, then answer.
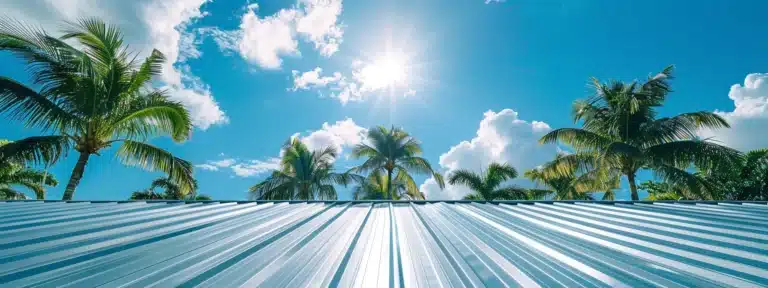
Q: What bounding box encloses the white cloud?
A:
[420,109,559,200]
[209,158,237,167]
[197,156,278,177]
[699,73,768,151]
[295,0,344,56]
[207,0,344,69]
[238,8,299,69]
[291,67,342,91]
[300,118,366,154]
[195,157,236,171]
[231,158,281,177]
[1,0,228,130]
[290,59,418,105]
[195,163,219,171]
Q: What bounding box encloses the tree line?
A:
[1,19,766,201]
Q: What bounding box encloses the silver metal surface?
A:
[0,200,766,287]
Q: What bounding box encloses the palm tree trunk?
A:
[627,172,639,201]
[62,152,90,200]
[387,168,393,200]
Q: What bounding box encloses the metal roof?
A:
[0,200,766,287]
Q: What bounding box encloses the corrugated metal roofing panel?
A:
[0,200,766,287]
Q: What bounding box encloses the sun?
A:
[357,53,408,91]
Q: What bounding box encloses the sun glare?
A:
[358,54,408,91]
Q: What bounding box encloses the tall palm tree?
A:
[524,154,619,200]
[349,126,444,200]
[353,170,425,200]
[0,18,195,200]
[539,66,740,200]
[249,138,359,200]
[448,162,530,200]
[0,139,58,199]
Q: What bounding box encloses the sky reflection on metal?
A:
[0,200,766,287]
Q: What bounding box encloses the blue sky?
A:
[2,0,768,200]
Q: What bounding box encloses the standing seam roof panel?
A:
[0,200,766,287]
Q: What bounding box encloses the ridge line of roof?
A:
[2,200,767,205]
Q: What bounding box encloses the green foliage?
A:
[349,126,443,200]
[0,18,195,200]
[539,66,740,200]
[0,139,58,200]
[448,162,530,200]
[525,154,619,200]
[130,176,207,200]
[250,138,361,200]
[694,148,768,200]
[353,170,425,200]
[638,180,687,200]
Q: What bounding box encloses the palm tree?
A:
[349,126,444,200]
[130,177,210,200]
[249,138,359,200]
[0,139,58,199]
[1,164,57,200]
[147,177,198,200]
[695,148,768,200]
[525,154,619,200]
[353,170,425,200]
[447,162,530,200]
[0,18,195,200]
[129,189,164,200]
[539,66,740,200]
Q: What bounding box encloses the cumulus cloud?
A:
[291,67,343,91]
[197,118,366,177]
[207,0,344,69]
[295,0,344,56]
[420,109,559,200]
[1,0,228,129]
[699,73,768,151]
[231,158,282,177]
[237,7,300,69]
[299,118,367,154]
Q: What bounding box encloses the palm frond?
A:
[653,164,716,200]
[492,186,530,200]
[539,128,614,151]
[646,140,741,171]
[116,140,195,193]
[0,187,27,200]
[128,49,165,94]
[485,163,518,188]
[110,92,192,142]
[0,76,78,131]
[0,136,70,165]
[447,169,485,192]
[397,156,436,175]
[394,167,422,199]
